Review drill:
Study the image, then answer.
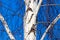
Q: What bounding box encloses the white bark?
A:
[24,0,42,40]
[40,14,60,40]
[0,14,15,40]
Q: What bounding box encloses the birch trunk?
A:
[24,0,42,40]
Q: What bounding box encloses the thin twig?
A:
[41,4,60,6]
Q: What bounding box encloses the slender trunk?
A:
[24,0,42,40]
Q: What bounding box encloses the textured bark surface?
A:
[24,0,42,40]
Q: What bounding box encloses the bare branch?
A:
[35,0,43,15]
[0,14,15,40]
[37,0,43,8]
[41,4,60,6]
[40,14,60,40]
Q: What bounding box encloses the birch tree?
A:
[24,0,42,40]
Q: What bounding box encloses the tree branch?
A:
[34,0,43,15]
[0,14,15,40]
[40,14,60,40]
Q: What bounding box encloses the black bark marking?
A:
[26,7,33,12]
[28,14,34,23]
[28,24,36,35]
[11,39,14,40]
[29,0,31,3]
